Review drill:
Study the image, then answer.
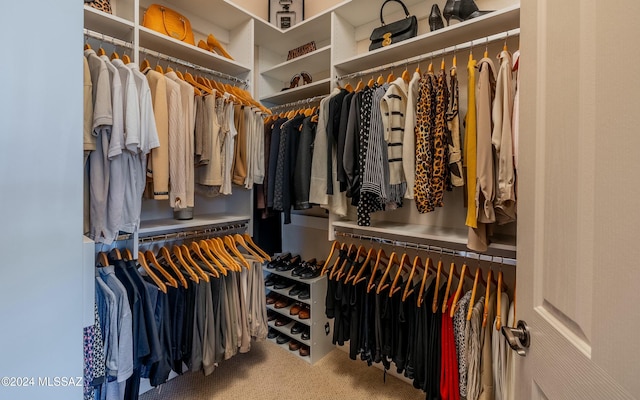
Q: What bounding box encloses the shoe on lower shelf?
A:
[301,328,310,341]
[298,306,310,320]
[299,345,310,357]
[298,288,310,300]
[289,340,302,351]
[276,333,290,345]
[291,322,305,335]
[268,328,278,339]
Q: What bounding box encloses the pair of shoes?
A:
[299,260,323,280]
[276,334,290,345]
[267,328,278,339]
[290,302,306,316]
[267,310,277,321]
[292,258,317,277]
[288,282,307,296]
[291,322,305,335]
[281,71,313,91]
[429,4,445,31]
[289,340,302,351]
[275,316,290,327]
[298,306,310,320]
[297,288,310,300]
[264,274,277,287]
[274,297,292,309]
[442,0,493,25]
[273,276,295,290]
[299,345,310,357]
[267,253,292,269]
[266,292,279,305]
[197,34,234,60]
[301,328,310,341]
[276,254,301,272]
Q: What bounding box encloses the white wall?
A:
[0,2,84,399]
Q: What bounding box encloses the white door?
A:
[516,0,640,398]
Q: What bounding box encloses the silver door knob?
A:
[501,320,531,357]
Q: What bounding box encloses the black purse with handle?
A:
[369,0,418,51]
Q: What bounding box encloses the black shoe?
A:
[268,328,278,339]
[274,278,294,290]
[301,329,310,341]
[298,288,310,300]
[276,254,301,272]
[429,4,445,31]
[291,322,305,335]
[292,258,316,277]
[442,0,492,25]
[300,263,320,279]
[276,334,290,345]
[264,274,276,287]
[267,311,277,321]
[267,253,291,269]
[289,283,306,297]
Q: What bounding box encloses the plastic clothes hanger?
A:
[389,253,412,297]
[417,257,434,307]
[137,251,167,293]
[449,263,469,317]
[402,255,424,301]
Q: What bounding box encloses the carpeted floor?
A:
[139,340,424,400]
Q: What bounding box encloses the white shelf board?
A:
[332,220,516,258]
[260,78,331,105]
[263,263,326,285]
[84,6,134,41]
[138,213,250,235]
[334,5,520,75]
[266,304,312,327]
[268,321,311,346]
[334,0,424,28]
[253,1,349,51]
[266,337,311,363]
[138,27,251,76]
[261,46,331,81]
[138,0,252,32]
[266,285,312,306]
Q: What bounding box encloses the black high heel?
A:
[429,4,445,31]
[443,0,493,25]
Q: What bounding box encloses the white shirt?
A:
[403,71,421,199]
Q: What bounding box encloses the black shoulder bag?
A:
[369,0,418,51]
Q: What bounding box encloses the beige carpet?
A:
[139,340,425,400]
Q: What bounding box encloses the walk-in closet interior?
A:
[4,0,640,399]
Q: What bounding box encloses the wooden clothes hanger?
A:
[179,244,211,281]
[190,242,220,278]
[321,241,342,276]
[233,234,264,262]
[354,79,365,92]
[495,269,504,330]
[389,253,412,297]
[376,74,385,85]
[386,71,395,83]
[110,51,120,61]
[367,247,390,293]
[449,263,470,317]
[376,251,399,295]
[351,247,377,285]
[137,251,167,293]
[344,245,368,284]
[174,245,207,282]
[198,240,228,275]
[441,261,458,313]
[417,257,435,307]
[482,268,494,328]
[97,252,110,267]
[331,243,355,281]
[466,267,487,321]
[159,246,188,287]
[224,236,251,269]
[402,255,424,302]
[145,250,179,288]
[208,237,239,272]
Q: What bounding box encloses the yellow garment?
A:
[464,55,478,228]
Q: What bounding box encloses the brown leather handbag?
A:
[142,4,195,46]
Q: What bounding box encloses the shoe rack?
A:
[263,260,334,365]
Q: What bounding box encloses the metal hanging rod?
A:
[83,29,248,87]
[138,221,249,246]
[269,94,328,112]
[335,28,520,82]
[333,230,516,265]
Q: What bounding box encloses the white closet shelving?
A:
[263,263,333,365]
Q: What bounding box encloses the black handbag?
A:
[369,0,418,51]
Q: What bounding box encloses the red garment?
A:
[440,295,460,400]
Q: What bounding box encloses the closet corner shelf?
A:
[253,1,349,51]
[260,78,331,106]
[138,213,250,236]
[334,4,520,75]
[138,27,251,76]
[332,220,517,259]
[261,45,331,82]
[84,5,134,41]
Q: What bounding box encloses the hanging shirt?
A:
[142,67,170,200]
[403,71,421,199]
[309,88,340,206]
[465,56,479,228]
[381,77,409,204]
[447,66,464,188]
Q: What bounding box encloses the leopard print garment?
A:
[414,72,437,213]
[431,69,449,208]
[86,0,112,14]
